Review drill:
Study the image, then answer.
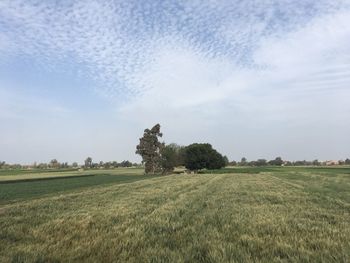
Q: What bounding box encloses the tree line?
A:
[135,124,350,174]
[1,123,349,172]
[136,124,229,174]
[231,157,350,167]
[0,159,140,170]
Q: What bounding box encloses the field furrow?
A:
[1,170,349,262]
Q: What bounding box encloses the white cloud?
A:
[0,0,350,162]
[1,0,349,99]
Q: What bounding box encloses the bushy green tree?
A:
[136,124,163,174]
[268,157,283,166]
[255,159,267,166]
[184,143,225,171]
[120,160,132,167]
[160,144,178,174]
[207,150,226,169]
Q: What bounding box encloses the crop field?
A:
[0,168,148,204]
[0,167,349,262]
[0,167,144,181]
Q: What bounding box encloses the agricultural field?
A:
[0,168,147,204]
[0,167,349,262]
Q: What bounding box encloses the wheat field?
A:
[0,168,349,262]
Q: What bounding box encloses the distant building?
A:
[325,160,339,166]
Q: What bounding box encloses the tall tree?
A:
[136,124,163,174]
[84,157,92,168]
[49,159,59,168]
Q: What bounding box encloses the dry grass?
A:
[0,169,349,262]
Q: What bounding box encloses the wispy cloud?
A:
[0,0,350,162]
[1,0,349,100]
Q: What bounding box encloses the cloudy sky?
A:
[0,0,349,164]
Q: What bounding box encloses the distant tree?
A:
[72,162,78,168]
[269,157,283,166]
[40,163,49,169]
[136,124,164,174]
[49,159,59,168]
[0,161,5,169]
[84,157,92,168]
[247,160,256,166]
[312,159,320,166]
[60,162,68,168]
[160,144,178,174]
[284,161,292,166]
[255,159,267,166]
[345,158,350,165]
[338,160,345,165]
[120,160,132,167]
[223,156,229,166]
[294,160,307,166]
[184,143,225,171]
[240,157,247,166]
[103,162,111,169]
[229,160,237,166]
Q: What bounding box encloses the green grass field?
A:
[0,169,153,205]
[0,167,349,262]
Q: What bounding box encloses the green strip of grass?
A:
[0,174,155,204]
[0,168,79,176]
[0,173,96,184]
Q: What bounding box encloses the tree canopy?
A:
[160,144,178,174]
[136,124,163,174]
[184,143,226,171]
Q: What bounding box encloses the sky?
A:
[0,0,350,164]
